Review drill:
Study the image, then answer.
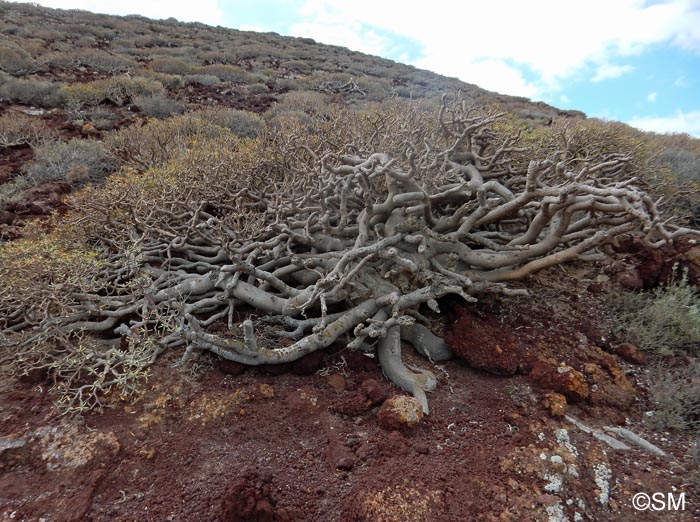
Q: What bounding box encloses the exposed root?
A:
[378,322,437,415]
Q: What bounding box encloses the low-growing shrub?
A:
[102,76,165,105]
[246,83,271,95]
[138,70,184,90]
[248,72,270,84]
[25,139,114,183]
[0,112,54,148]
[133,34,171,48]
[61,76,165,109]
[42,49,135,73]
[82,107,119,131]
[0,227,152,413]
[191,108,266,138]
[0,175,31,209]
[195,64,249,83]
[199,50,235,65]
[61,82,106,110]
[646,360,700,432]
[611,270,700,357]
[660,148,700,183]
[610,258,700,435]
[281,59,312,74]
[72,49,136,73]
[273,78,300,91]
[264,90,330,122]
[105,114,231,171]
[150,56,193,75]
[133,93,185,118]
[0,74,66,107]
[0,44,35,75]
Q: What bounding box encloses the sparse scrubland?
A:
[1,2,699,521]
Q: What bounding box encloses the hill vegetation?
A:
[1,3,700,520]
[1,0,699,414]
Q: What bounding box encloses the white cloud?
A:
[591,64,635,82]
[11,0,224,26]
[674,75,689,87]
[292,0,700,99]
[628,110,700,137]
[414,56,540,98]
[560,94,570,103]
[647,91,658,102]
[289,21,392,57]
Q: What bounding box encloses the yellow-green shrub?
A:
[61,76,165,109]
[105,114,233,171]
[0,224,104,328]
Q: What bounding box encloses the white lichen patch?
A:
[555,429,579,457]
[592,463,612,505]
[544,470,564,493]
[545,501,570,522]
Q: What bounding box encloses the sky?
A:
[13,0,700,137]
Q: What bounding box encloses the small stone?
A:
[587,282,604,294]
[543,392,568,417]
[140,448,156,460]
[326,374,346,393]
[377,395,424,431]
[0,210,14,226]
[81,122,100,136]
[529,360,589,402]
[504,412,522,424]
[261,362,292,375]
[0,436,28,468]
[335,456,354,471]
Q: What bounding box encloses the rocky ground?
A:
[1,259,698,522]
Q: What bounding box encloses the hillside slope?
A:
[0,3,699,522]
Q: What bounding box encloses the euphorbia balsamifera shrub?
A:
[2,96,697,414]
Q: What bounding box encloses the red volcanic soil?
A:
[1,267,697,521]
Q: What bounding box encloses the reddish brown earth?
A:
[0,145,33,185]
[1,266,698,522]
[183,84,279,113]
